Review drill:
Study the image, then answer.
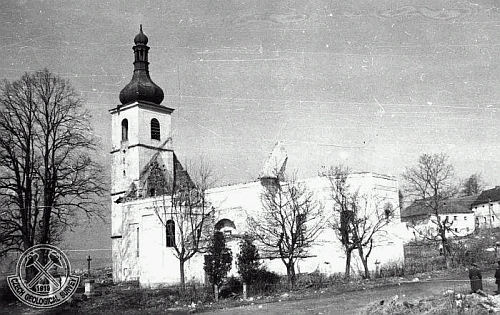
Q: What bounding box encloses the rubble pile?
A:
[364,290,500,314]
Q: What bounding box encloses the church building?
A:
[110,28,406,287]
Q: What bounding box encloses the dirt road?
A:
[202,270,497,315]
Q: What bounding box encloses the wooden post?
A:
[84,279,95,298]
[375,260,381,278]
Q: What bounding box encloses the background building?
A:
[471,186,500,229]
[401,196,477,241]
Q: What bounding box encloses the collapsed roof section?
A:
[258,141,288,181]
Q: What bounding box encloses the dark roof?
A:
[471,186,500,207]
[119,26,164,106]
[401,196,476,219]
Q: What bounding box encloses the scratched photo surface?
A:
[0,0,498,270]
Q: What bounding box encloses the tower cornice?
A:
[109,101,174,115]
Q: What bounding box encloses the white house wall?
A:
[409,213,476,241]
[473,200,500,229]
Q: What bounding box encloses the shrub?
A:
[378,262,405,278]
[296,270,328,289]
[204,232,232,288]
[219,276,243,299]
[236,235,261,285]
[248,269,283,295]
[327,272,345,284]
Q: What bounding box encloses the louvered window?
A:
[151,118,160,140]
[121,119,128,141]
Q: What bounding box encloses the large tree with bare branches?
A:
[402,153,458,266]
[320,165,395,278]
[248,175,324,287]
[320,165,357,279]
[321,165,397,279]
[0,69,106,256]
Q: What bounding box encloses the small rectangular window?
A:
[166,220,175,247]
[136,227,140,257]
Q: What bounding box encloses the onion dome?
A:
[119,25,164,105]
[134,25,148,45]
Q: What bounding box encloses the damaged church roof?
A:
[258,141,288,180]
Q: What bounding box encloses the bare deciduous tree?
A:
[151,156,215,292]
[321,165,397,279]
[461,173,484,197]
[320,165,357,279]
[351,198,395,279]
[402,153,458,266]
[0,69,106,256]
[248,175,324,287]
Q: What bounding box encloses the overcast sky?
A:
[1,0,499,249]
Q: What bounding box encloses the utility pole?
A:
[489,197,493,233]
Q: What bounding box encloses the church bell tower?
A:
[109,26,174,248]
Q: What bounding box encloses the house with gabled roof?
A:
[471,186,500,229]
[401,196,477,240]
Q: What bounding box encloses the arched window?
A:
[121,119,128,141]
[215,219,236,236]
[151,118,160,140]
[166,220,175,247]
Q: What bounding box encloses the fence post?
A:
[375,260,381,278]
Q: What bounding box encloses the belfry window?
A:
[151,118,160,140]
[166,220,175,247]
[121,119,129,141]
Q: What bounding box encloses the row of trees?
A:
[248,169,397,285]
[174,153,483,290]
[148,160,397,291]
